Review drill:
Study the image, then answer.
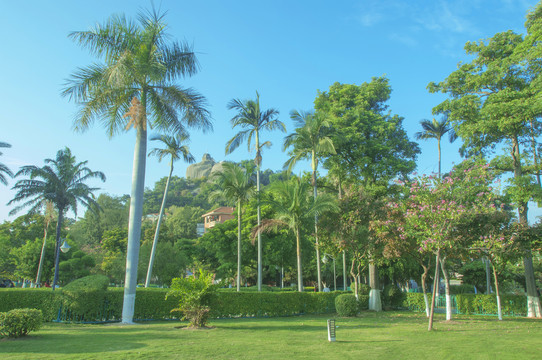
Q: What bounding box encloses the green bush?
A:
[335,294,360,317]
[404,292,427,312]
[382,284,406,309]
[167,270,217,327]
[456,294,527,316]
[357,284,371,295]
[450,284,476,294]
[0,289,61,321]
[0,308,43,338]
[62,275,110,321]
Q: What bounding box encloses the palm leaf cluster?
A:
[0,141,14,185]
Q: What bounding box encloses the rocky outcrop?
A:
[186,153,216,179]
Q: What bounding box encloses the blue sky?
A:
[0,0,539,222]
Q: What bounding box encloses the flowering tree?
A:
[380,159,501,330]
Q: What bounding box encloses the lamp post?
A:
[52,238,70,290]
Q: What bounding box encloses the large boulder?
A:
[186,154,216,179]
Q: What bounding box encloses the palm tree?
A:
[210,163,255,291]
[62,9,211,323]
[0,141,14,185]
[8,148,105,289]
[226,91,285,291]
[283,110,335,292]
[258,177,338,292]
[145,133,195,287]
[35,201,56,287]
[415,115,457,178]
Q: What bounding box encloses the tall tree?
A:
[414,115,457,178]
[226,91,285,291]
[63,9,211,323]
[428,29,542,318]
[283,110,335,291]
[258,176,338,292]
[8,148,105,289]
[145,133,195,287]
[0,141,13,185]
[315,77,420,308]
[210,162,255,291]
[35,201,56,287]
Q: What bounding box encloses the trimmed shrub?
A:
[335,294,359,317]
[357,284,371,295]
[61,275,110,321]
[404,292,427,312]
[0,289,61,321]
[382,284,406,309]
[456,294,527,316]
[0,308,43,338]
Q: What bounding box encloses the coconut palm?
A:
[415,115,457,178]
[145,132,195,287]
[8,148,105,289]
[210,162,255,291]
[62,9,211,323]
[283,110,335,292]
[258,177,338,292]
[0,141,14,185]
[226,91,285,291]
[35,201,56,287]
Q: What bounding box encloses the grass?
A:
[1,312,541,359]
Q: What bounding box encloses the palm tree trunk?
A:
[428,249,440,331]
[296,227,303,292]
[52,210,64,290]
[145,159,173,287]
[313,169,322,292]
[35,218,50,286]
[438,139,442,178]
[512,135,542,318]
[122,115,147,324]
[256,166,262,291]
[237,201,242,292]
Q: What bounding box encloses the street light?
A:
[52,238,70,290]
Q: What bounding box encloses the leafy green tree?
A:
[10,237,54,283]
[283,110,335,291]
[58,250,96,284]
[226,91,285,290]
[146,133,195,287]
[428,29,542,318]
[100,228,128,284]
[8,148,105,289]
[315,77,420,307]
[0,141,13,185]
[414,115,457,178]
[210,163,255,291]
[314,77,420,187]
[260,176,338,291]
[63,9,212,323]
[165,205,206,240]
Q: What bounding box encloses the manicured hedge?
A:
[404,292,427,312]
[0,289,61,321]
[455,294,527,316]
[0,288,348,322]
[0,308,43,338]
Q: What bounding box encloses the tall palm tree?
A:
[35,201,56,287]
[62,9,211,323]
[258,177,338,292]
[0,141,14,185]
[145,133,195,287]
[226,91,285,291]
[210,163,255,291]
[415,115,457,178]
[283,110,335,291]
[8,148,105,289]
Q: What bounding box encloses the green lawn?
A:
[1,312,541,359]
